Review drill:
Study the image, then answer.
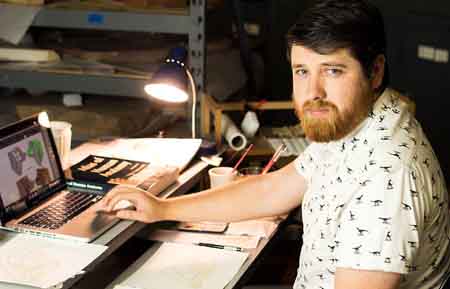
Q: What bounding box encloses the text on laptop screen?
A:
[0,122,62,220]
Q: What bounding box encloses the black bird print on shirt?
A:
[387,180,394,190]
[385,231,392,241]
[372,200,383,206]
[382,103,390,111]
[357,227,368,236]
[408,241,417,248]
[380,165,392,173]
[402,203,412,210]
[330,258,339,264]
[360,179,371,186]
[379,217,391,224]
[389,151,401,159]
[353,245,362,254]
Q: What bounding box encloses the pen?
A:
[196,242,244,252]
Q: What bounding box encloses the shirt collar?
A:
[313,88,393,153]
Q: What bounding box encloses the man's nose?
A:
[308,75,326,101]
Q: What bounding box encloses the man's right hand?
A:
[97,185,165,223]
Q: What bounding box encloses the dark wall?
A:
[370,0,450,184]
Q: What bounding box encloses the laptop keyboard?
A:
[19,191,102,230]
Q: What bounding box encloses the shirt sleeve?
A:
[294,144,316,183]
[334,163,421,274]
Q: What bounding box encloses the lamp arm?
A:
[185,68,197,139]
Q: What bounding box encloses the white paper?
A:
[0,4,41,44]
[0,232,107,289]
[69,138,201,171]
[114,286,140,289]
[226,217,284,238]
[147,229,260,249]
[118,242,248,289]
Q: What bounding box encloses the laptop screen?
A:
[0,116,64,223]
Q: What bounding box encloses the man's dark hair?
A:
[287,0,389,91]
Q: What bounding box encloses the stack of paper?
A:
[69,138,202,171]
[147,229,260,249]
[0,232,107,288]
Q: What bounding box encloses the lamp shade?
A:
[145,47,189,103]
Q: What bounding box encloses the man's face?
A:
[291,45,375,142]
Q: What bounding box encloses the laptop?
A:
[0,113,119,242]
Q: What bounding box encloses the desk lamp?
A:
[144,46,197,138]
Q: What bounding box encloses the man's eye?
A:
[295,69,308,76]
[326,68,342,76]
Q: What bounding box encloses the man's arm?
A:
[335,268,401,289]
[99,160,306,223]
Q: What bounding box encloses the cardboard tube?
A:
[220,114,247,151]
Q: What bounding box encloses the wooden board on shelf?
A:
[0,48,60,62]
[0,0,43,5]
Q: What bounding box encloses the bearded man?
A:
[99,0,450,288]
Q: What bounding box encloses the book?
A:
[67,154,179,196]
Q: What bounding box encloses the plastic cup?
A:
[50,121,72,167]
[208,166,238,188]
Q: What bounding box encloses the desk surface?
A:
[0,157,210,289]
[105,217,284,289]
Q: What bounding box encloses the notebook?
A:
[0,113,178,242]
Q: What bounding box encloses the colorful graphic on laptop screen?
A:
[0,124,61,220]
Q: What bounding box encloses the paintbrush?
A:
[261,144,287,174]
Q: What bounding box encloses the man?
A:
[99,0,450,288]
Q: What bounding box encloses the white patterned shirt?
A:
[293,88,450,289]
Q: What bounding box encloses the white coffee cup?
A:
[208,166,238,188]
[50,121,72,167]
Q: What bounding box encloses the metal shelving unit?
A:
[0,1,206,99]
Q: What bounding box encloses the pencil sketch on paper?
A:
[119,242,248,289]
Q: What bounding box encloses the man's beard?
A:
[297,96,371,142]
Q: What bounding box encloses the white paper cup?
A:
[208,166,238,188]
[50,121,72,166]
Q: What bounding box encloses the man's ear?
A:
[370,54,385,90]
